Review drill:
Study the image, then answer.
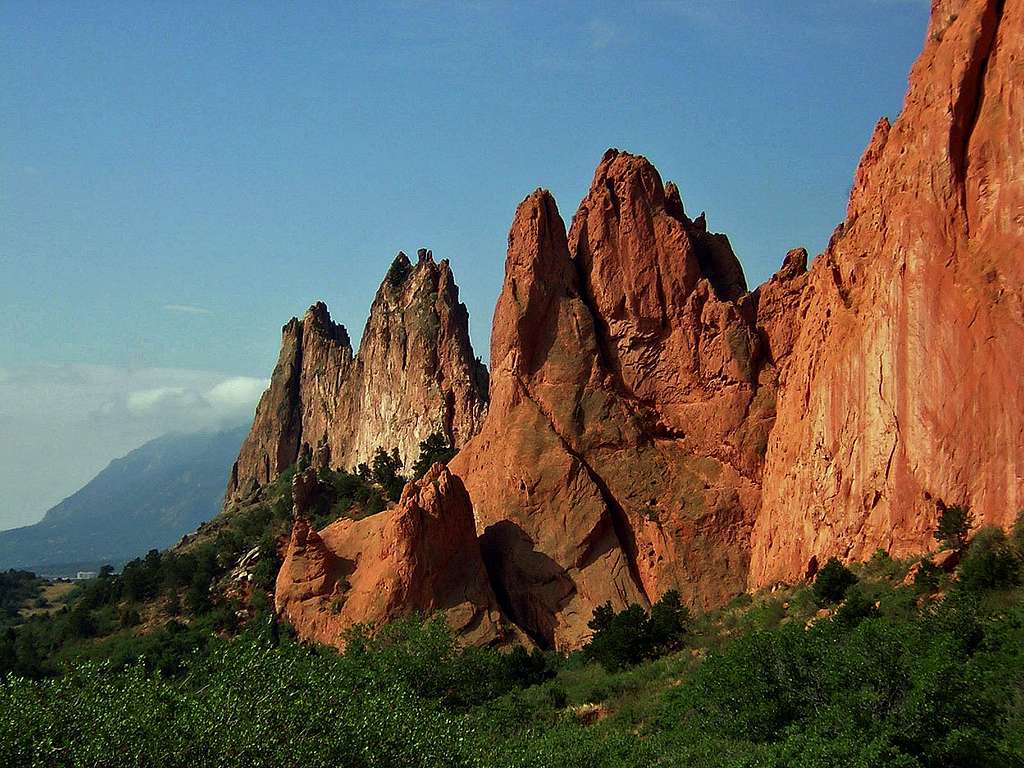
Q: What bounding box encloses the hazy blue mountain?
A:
[0,427,245,575]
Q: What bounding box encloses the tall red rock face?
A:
[274,464,514,649]
[451,150,804,649]
[750,0,1024,588]
[227,251,489,501]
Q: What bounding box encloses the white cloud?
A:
[207,377,268,411]
[0,365,267,530]
[126,386,192,414]
[164,304,213,315]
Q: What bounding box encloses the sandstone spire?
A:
[451,151,786,649]
[227,251,488,501]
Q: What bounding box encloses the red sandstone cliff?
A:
[749,0,1024,587]
[450,152,798,649]
[274,464,512,648]
[227,250,488,500]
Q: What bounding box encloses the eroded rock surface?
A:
[451,151,794,649]
[750,0,1024,587]
[242,0,1023,651]
[228,251,488,500]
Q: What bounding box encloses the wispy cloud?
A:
[587,18,617,50]
[164,304,213,316]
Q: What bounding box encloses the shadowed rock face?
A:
[227,251,489,500]
[750,0,1024,588]
[274,464,515,649]
[450,151,802,650]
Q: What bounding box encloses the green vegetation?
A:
[812,557,858,605]
[411,431,457,480]
[356,433,459,499]
[371,447,406,501]
[585,590,690,671]
[0,462,390,680]
[2,510,1023,766]
[959,526,1022,592]
[0,570,45,629]
[934,503,973,550]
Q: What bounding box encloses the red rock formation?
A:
[275,464,513,648]
[227,251,488,500]
[248,0,1023,651]
[750,0,1024,587]
[451,151,788,649]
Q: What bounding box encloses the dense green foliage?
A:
[812,557,858,605]
[357,448,406,501]
[585,590,690,671]
[3,512,1024,766]
[0,570,45,628]
[959,526,1022,592]
[314,465,390,524]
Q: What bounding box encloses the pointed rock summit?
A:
[451,150,790,649]
[227,252,488,500]
[231,0,1023,654]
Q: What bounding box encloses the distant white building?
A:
[75,571,97,580]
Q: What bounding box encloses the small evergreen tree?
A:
[585,591,690,671]
[411,431,457,480]
[934,504,973,550]
[647,589,690,652]
[959,526,1023,591]
[371,447,405,501]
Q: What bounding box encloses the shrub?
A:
[647,589,690,653]
[913,559,942,594]
[812,558,857,605]
[585,591,689,671]
[835,583,878,626]
[1012,509,1024,555]
[370,447,406,501]
[959,526,1022,592]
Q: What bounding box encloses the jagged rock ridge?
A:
[237,0,1023,653]
[227,249,488,500]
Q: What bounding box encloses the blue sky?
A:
[1,1,929,527]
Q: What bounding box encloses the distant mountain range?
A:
[0,427,246,575]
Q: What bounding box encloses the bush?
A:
[370,447,406,501]
[835,583,878,626]
[914,559,942,594]
[959,526,1022,592]
[1012,510,1024,555]
[812,558,858,605]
